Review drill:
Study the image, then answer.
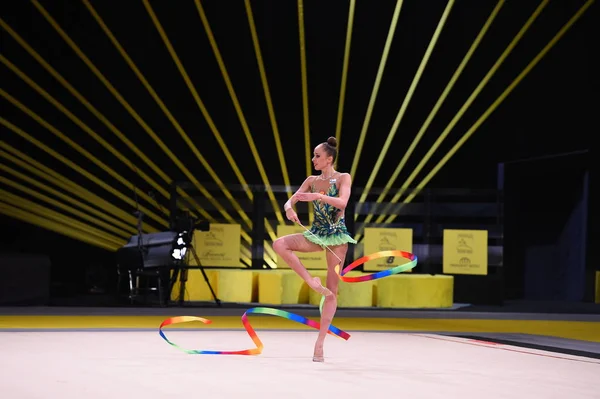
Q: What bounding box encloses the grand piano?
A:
[116,231,178,305]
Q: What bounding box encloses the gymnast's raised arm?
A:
[283,176,315,223]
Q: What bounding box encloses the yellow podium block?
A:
[170,269,219,302]
[217,269,253,303]
[338,273,375,307]
[251,270,264,303]
[258,270,311,305]
[171,269,253,303]
[307,271,374,307]
[376,274,454,308]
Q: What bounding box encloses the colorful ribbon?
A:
[336,250,418,282]
[159,307,350,355]
[159,250,417,355]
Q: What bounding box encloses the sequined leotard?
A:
[302,176,357,247]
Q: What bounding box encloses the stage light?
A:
[171,231,190,261]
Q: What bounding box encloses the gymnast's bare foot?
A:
[313,342,324,362]
[308,276,333,297]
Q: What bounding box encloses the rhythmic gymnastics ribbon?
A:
[159,224,417,355]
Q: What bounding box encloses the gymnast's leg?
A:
[273,233,333,297]
[313,243,348,362]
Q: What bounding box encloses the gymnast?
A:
[273,136,357,362]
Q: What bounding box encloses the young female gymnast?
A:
[273,136,357,362]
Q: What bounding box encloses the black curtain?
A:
[503,151,589,301]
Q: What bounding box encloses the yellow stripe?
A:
[385,0,594,223]
[28,1,172,183]
[0,54,170,202]
[142,0,254,229]
[141,0,276,266]
[355,0,504,239]
[244,0,293,198]
[350,0,404,179]
[358,0,455,208]
[334,0,356,158]
[0,147,137,235]
[381,0,549,224]
[27,1,212,224]
[0,16,193,217]
[0,173,130,238]
[195,0,285,227]
[0,190,125,246]
[0,175,130,239]
[1,316,598,343]
[0,205,120,251]
[0,117,162,232]
[296,0,314,225]
[80,0,236,227]
[0,87,168,229]
[0,15,212,224]
[297,0,310,180]
[192,0,282,260]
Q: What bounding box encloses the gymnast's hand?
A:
[295,192,321,202]
[285,207,300,224]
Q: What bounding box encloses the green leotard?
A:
[302,176,357,247]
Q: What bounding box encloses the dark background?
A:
[0,0,596,304]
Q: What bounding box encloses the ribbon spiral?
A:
[159,250,417,355]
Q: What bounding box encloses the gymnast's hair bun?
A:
[327,136,337,148]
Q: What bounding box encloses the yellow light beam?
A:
[195,0,282,259]
[0,202,120,252]
[1,189,125,247]
[0,54,170,202]
[0,87,169,229]
[4,152,257,267]
[358,0,455,205]
[0,175,131,239]
[243,0,293,265]
[244,0,292,198]
[0,118,162,232]
[0,16,211,222]
[0,100,166,230]
[1,194,123,245]
[144,0,256,208]
[386,0,594,220]
[24,2,212,223]
[0,17,211,221]
[350,0,404,178]
[194,0,286,228]
[79,0,231,224]
[379,0,550,224]
[297,0,311,180]
[334,0,356,157]
[295,0,314,226]
[0,152,138,235]
[141,0,255,228]
[17,5,173,186]
[141,0,277,265]
[356,0,504,234]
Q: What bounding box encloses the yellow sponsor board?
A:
[189,223,241,267]
[275,225,327,269]
[443,229,488,275]
[363,228,413,272]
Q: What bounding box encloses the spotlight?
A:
[171,230,191,260]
